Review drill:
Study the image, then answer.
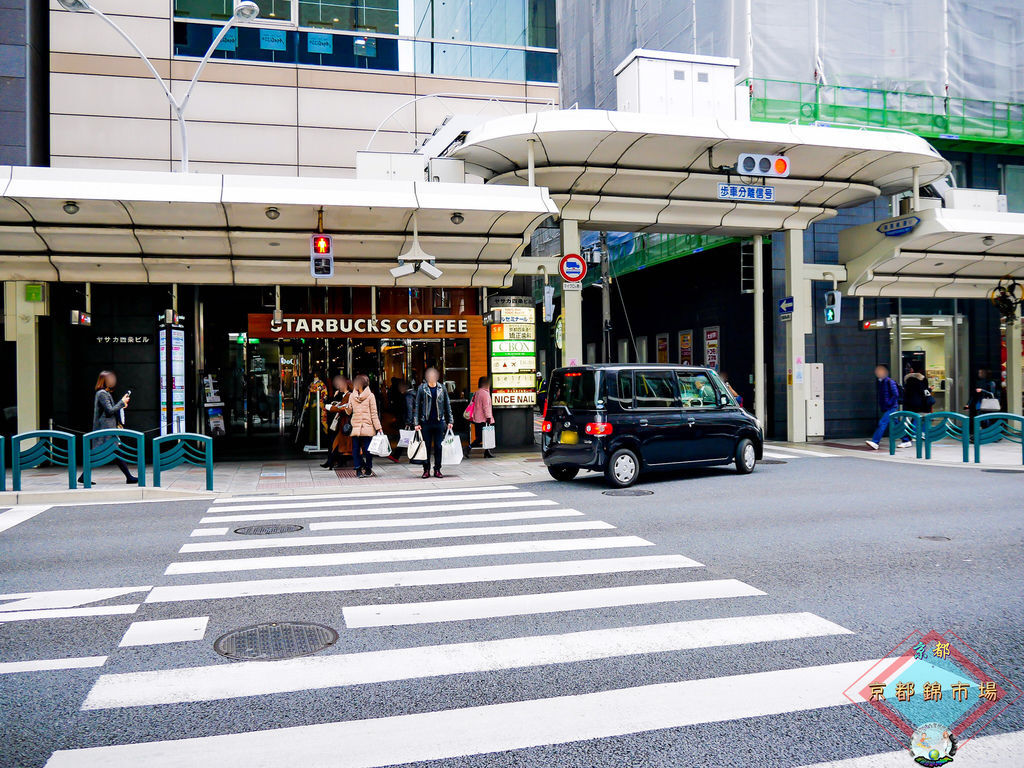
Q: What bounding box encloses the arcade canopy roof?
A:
[0,166,557,287]
[839,207,1024,298]
[448,110,950,235]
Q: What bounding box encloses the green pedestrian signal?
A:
[824,290,841,325]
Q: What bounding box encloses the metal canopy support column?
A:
[753,235,766,427]
[784,229,809,442]
[560,218,583,367]
[4,281,47,432]
[1008,317,1023,416]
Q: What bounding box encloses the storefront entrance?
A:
[896,313,969,413]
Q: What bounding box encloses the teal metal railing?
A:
[973,413,1024,465]
[921,412,970,463]
[887,411,922,458]
[11,431,77,491]
[82,429,146,489]
[153,433,214,491]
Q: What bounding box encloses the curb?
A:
[0,487,214,506]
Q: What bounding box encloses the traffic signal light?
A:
[824,290,842,325]
[738,153,791,178]
[310,234,333,257]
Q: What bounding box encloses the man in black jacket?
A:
[413,367,454,478]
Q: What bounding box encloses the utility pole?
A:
[600,232,612,362]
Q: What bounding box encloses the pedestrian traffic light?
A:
[824,290,841,325]
[737,153,790,178]
[310,234,332,257]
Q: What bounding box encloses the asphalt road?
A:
[1,449,1022,768]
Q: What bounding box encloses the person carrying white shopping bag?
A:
[345,374,383,479]
[468,375,496,458]
[413,366,453,479]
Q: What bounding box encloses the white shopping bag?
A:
[407,433,427,463]
[397,429,415,448]
[441,427,464,466]
[482,424,496,450]
[369,433,392,457]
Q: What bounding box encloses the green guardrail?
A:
[747,78,1024,147]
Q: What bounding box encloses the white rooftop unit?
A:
[614,49,744,120]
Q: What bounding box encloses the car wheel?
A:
[605,448,640,487]
[735,438,756,474]
[548,466,580,482]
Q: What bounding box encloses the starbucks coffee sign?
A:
[248,313,475,339]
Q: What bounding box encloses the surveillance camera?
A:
[419,260,443,280]
[265,206,280,220]
[390,261,416,278]
[450,212,464,225]
[982,235,995,246]
[234,0,260,20]
[63,201,80,215]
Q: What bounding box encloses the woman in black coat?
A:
[82,370,137,484]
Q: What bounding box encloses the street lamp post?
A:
[56,0,259,173]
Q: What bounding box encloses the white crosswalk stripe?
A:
[43,480,884,766]
[53,660,878,768]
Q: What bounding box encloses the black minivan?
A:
[541,365,763,487]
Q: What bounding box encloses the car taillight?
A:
[585,422,612,436]
[542,398,548,419]
[541,420,553,433]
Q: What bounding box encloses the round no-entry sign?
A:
[559,253,587,282]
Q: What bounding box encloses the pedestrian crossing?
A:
[13,480,931,766]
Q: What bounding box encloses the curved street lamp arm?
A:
[179,17,243,113]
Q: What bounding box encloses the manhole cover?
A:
[214,621,338,661]
[918,535,951,541]
[233,524,304,535]
[603,489,654,496]
[760,459,787,465]
[982,469,1021,474]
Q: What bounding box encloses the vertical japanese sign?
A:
[704,326,720,370]
[158,327,168,434]
[678,330,693,365]
[159,324,186,435]
[171,327,186,433]
[489,298,537,407]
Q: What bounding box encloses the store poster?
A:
[678,330,693,365]
[704,326,720,370]
[656,334,669,363]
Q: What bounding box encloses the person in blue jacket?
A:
[866,364,912,450]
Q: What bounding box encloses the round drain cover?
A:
[234,524,304,536]
[760,459,787,465]
[602,489,654,496]
[918,535,951,541]
[982,469,1021,474]
[214,621,338,661]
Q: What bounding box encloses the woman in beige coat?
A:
[345,374,383,478]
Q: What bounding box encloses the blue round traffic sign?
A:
[559,253,587,282]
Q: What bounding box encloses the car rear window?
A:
[548,370,602,410]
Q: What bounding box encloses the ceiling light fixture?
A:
[63,201,80,215]
[265,206,280,220]
[450,211,464,225]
